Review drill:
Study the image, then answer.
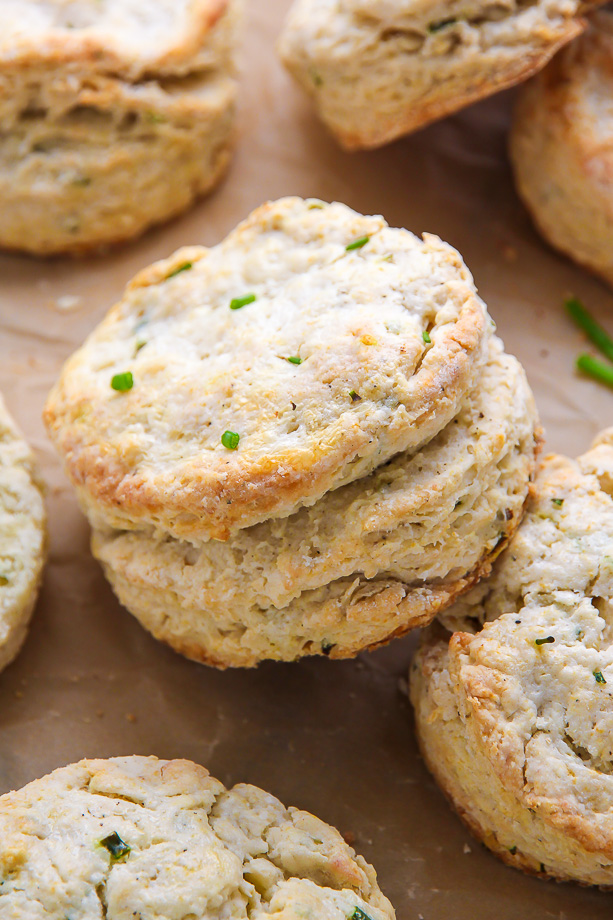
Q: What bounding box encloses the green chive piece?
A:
[221,430,240,450]
[135,340,147,353]
[509,846,518,855]
[565,297,613,363]
[100,832,131,862]
[551,498,564,507]
[321,641,334,656]
[72,176,91,187]
[311,69,323,87]
[428,17,457,32]
[166,261,193,280]
[349,390,361,402]
[422,330,431,344]
[535,636,555,646]
[577,353,613,389]
[145,111,167,124]
[350,909,373,920]
[111,372,133,392]
[594,670,607,684]
[286,356,302,365]
[230,293,256,310]
[346,236,370,251]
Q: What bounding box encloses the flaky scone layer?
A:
[412,432,613,886]
[92,339,539,667]
[45,197,490,542]
[0,395,46,672]
[279,0,595,150]
[0,755,395,919]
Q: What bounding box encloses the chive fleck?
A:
[286,356,302,365]
[166,261,193,280]
[346,236,370,251]
[100,832,131,863]
[577,354,613,389]
[422,330,431,344]
[145,111,167,124]
[310,69,323,87]
[509,846,517,855]
[230,293,256,310]
[565,297,613,364]
[350,909,373,920]
[535,636,555,646]
[111,372,133,392]
[551,498,564,507]
[349,390,361,402]
[321,641,335,656]
[72,176,91,187]
[428,17,457,32]
[221,430,240,450]
[594,670,607,684]
[135,340,147,353]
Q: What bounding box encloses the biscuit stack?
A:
[45,197,539,667]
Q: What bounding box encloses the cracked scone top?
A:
[45,197,490,542]
[0,395,46,672]
[411,431,613,886]
[278,0,596,150]
[510,11,613,289]
[0,755,395,920]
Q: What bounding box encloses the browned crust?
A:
[139,429,539,669]
[0,0,232,81]
[333,21,587,151]
[46,280,487,542]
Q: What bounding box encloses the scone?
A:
[0,755,395,919]
[411,431,613,886]
[0,0,240,256]
[0,395,46,671]
[278,0,596,151]
[44,197,491,543]
[91,337,539,667]
[510,12,613,288]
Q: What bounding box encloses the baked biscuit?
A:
[278,0,595,151]
[0,0,240,255]
[0,395,46,671]
[411,432,613,885]
[510,12,613,288]
[91,338,539,667]
[0,755,395,918]
[44,197,491,543]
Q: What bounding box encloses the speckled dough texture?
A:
[411,431,613,886]
[0,395,46,673]
[278,0,595,151]
[0,0,240,255]
[0,755,395,919]
[44,197,491,543]
[510,12,613,288]
[91,338,540,668]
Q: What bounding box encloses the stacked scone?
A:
[0,0,240,255]
[0,395,46,671]
[411,430,613,885]
[44,197,539,667]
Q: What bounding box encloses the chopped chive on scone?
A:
[0,755,395,919]
[0,0,241,255]
[45,197,539,667]
[278,0,599,150]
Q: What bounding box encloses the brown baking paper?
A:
[0,3,612,917]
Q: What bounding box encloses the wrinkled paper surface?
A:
[0,3,612,917]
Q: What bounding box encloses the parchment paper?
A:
[0,3,612,917]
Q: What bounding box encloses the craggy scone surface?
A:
[0,395,46,673]
[45,197,489,542]
[91,338,539,667]
[0,755,395,919]
[0,0,236,78]
[412,433,613,885]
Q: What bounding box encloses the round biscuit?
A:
[0,755,395,919]
[411,433,613,886]
[44,197,491,542]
